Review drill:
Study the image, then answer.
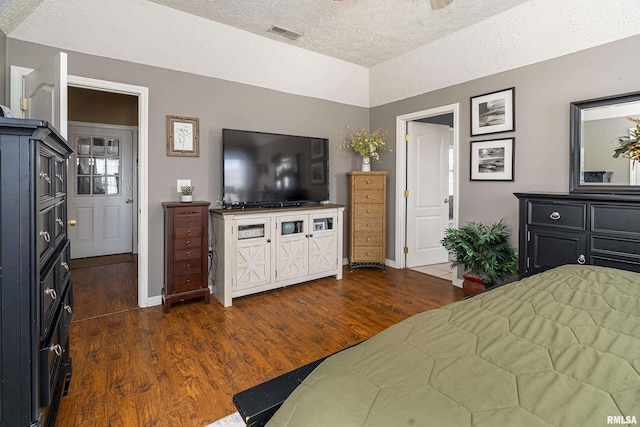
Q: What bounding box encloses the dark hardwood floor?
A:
[57,264,463,427]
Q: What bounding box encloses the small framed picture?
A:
[470,138,515,181]
[313,219,327,231]
[310,161,326,184]
[470,87,515,136]
[167,115,200,157]
[310,138,325,159]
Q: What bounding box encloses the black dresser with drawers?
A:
[0,118,74,427]
[515,192,640,275]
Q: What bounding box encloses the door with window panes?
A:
[67,124,134,258]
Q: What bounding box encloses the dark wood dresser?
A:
[0,118,74,427]
[162,201,211,312]
[347,171,387,271]
[515,192,640,275]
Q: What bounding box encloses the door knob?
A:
[68,219,77,226]
[126,198,133,204]
[444,198,449,203]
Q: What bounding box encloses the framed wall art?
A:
[470,87,515,136]
[470,138,515,181]
[167,115,200,157]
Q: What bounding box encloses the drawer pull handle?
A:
[186,251,191,257]
[366,237,371,241]
[549,212,561,220]
[45,287,57,300]
[186,279,191,285]
[187,220,192,225]
[186,241,191,246]
[577,255,586,265]
[55,173,64,183]
[50,344,63,357]
[39,230,51,242]
[366,195,371,199]
[39,171,51,184]
[186,264,191,270]
[64,304,73,314]
[61,261,70,271]
[187,230,192,235]
[366,180,371,184]
[56,218,64,227]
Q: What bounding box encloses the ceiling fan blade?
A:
[430,0,453,10]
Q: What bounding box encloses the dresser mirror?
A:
[570,91,640,194]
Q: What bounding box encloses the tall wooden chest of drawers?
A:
[347,171,387,271]
[163,201,211,312]
[0,118,74,427]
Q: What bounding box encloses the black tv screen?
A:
[222,129,330,207]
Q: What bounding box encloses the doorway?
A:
[395,104,461,286]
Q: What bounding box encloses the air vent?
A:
[267,25,303,41]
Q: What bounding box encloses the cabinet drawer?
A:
[591,204,640,236]
[528,201,586,230]
[591,235,640,259]
[174,273,203,293]
[353,247,385,262]
[38,205,55,265]
[53,201,67,245]
[353,217,383,232]
[175,258,202,275]
[175,248,202,261]
[174,206,203,217]
[353,192,384,204]
[353,204,383,218]
[175,215,201,228]
[40,261,58,341]
[354,233,383,247]
[38,148,54,201]
[175,237,202,250]
[353,175,385,190]
[175,226,202,239]
[54,157,67,196]
[528,227,587,270]
[39,319,66,408]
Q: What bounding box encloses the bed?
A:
[239,265,640,427]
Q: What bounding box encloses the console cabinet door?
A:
[309,212,338,276]
[235,218,272,291]
[275,214,309,283]
[528,226,587,270]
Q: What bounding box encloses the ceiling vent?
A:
[267,25,303,41]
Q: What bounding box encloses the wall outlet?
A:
[177,179,191,193]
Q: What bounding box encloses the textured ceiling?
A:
[0,0,44,34]
[144,0,531,67]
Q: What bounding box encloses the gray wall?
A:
[6,39,368,299]
[0,30,6,105]
[371,34,640,261]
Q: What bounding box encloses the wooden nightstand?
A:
[163,201,211,312]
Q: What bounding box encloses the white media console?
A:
[210,204,345,307]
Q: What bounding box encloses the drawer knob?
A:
[366,180,371,184]
[39,230,51,242]
[186,264,191,270]
[49,344,63,356]
[45,287,57,300]
[186,240,191,246]
[186,279,191,285]
[550,211,561,220]
[187,230,192,235]
[187,220,192,225]
[366,237,371,241]
[578,255,586,265]
[186,251,191,257]
[64,304,73,314]
[366,195,371,199]
[61,261,70,271]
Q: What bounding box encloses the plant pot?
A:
[361,156,371,172]
[180,195,193,202]
[462,274,486,297]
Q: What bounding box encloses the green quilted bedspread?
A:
[267,265,640,427]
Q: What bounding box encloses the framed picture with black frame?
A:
[470,87,515,136]
[470,138,515,181]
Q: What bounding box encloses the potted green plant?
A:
[440,221,517,296]
[180,185,194,202]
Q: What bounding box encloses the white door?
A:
[23,52,68,138]
[406,121,451,267]
[68,124,134,258]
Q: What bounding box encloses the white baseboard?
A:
[146,295,163,307]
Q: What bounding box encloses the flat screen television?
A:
[222,129,330,208]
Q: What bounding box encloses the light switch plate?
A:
[177,179,191,193]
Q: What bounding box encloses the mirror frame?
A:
[570,91,640,194]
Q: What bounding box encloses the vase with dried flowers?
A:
[339,126,392,171]
[612,116,640,165]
